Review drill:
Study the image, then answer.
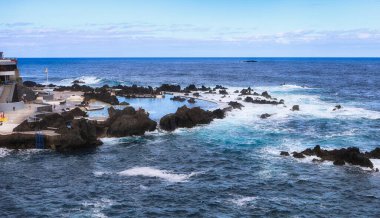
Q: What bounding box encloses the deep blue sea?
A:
[1,58,380,217]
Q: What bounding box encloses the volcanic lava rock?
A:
[212,109,225,119]
[260,113,271,119]
[297,145,374,168]
[11,108,101,151]
[188,98,196,104]
[170,96,186,102]
[184,84,198,92]
[293,152,305,158]
[228,101,244,109]
[365,148,380,159]
[54,84,94,92]
[159,106,214,131]
[23,81,38,87]
[280,151,290,156]
[261,91,272,99]
[219,89,228,95]
[84,91,119,105]
[193,92,200,97]
[333,105,342,111]
[72,80,85,84]
[16,84,37,101]
[244,96,281,105]
[291,105,300,111]
[157,84,181,92]
[106,107,157,137]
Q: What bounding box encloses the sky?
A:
[1,0,380,57]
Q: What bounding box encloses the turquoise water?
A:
[1,58,380,217]
[87,94,217,120]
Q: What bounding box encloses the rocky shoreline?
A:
[281,145,380,171]
[1,80,379,173]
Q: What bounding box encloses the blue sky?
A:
[1,0,380,57]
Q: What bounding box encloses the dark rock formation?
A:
[244,96,282,105]
[260,113,271,119]
[12,108,101,151]
[170,96,186,102]
[261,91,271,99]
[54,84,94,92]
[16,84,37,102]
[291,105,300,111]
[184,84,197,92]
[113,84,157,97]
[365,148,380,159]
[84,91,119,105]
[280,151,290,156]
[159,106,214,131]
[188,98,196,104]
[228,101,244,109]
[293,152,305,158]
[23,81,40,87]
[106,107,157,137]
[157,84,181,92]
[212,109,225,119]
[293,145,375,168]
[72,80,85,84]
[119,101,130,105]
[215,85,227,90]
[219,89,228,95]
[193,92,200,97]
[333,105,342,111]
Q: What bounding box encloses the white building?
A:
[0,52,20,83]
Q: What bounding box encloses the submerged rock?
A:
[280,151,290,156]
[219,89,228,95]
[244,96,281,105]
[291,105,300,111]
[228,101,244,109]
[188,98,196,104]
[333,105,342,111]
[260,113,271,119]
[292,152,305,158]
[170,96,186,102]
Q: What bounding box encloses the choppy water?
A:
[1,58,380,217]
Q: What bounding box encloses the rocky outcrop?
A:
[23,81,43,87]
[228,101,244,109]
[365,148,380,159]
[11,108,101,151]
[244,96,282,105]
[113,84,158,96]
[260,113,271,119]
[105,107,157,137]
[261,91,271,99]
[159,106,218,131]
[170,96,186,102]
[157,84,181,92]
[291,105,300,111]
[84,91,119,105]
[219,89,228,95]
[188,98,196,104]
[54,84,94,92]
[333,105,342,111]
[280,151,290,156]
[286,145,378,169]
[16,84,37,102]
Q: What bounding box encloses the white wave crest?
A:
[230,196,257,207]
[118,167,197,182]
[0,148,11,158]
[56,76,103,86]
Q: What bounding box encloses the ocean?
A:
[1,58,380,217]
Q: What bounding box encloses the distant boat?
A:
[243,60,258,63]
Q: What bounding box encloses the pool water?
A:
[87,94,218,120]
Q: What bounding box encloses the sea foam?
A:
[118,167,197,182]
